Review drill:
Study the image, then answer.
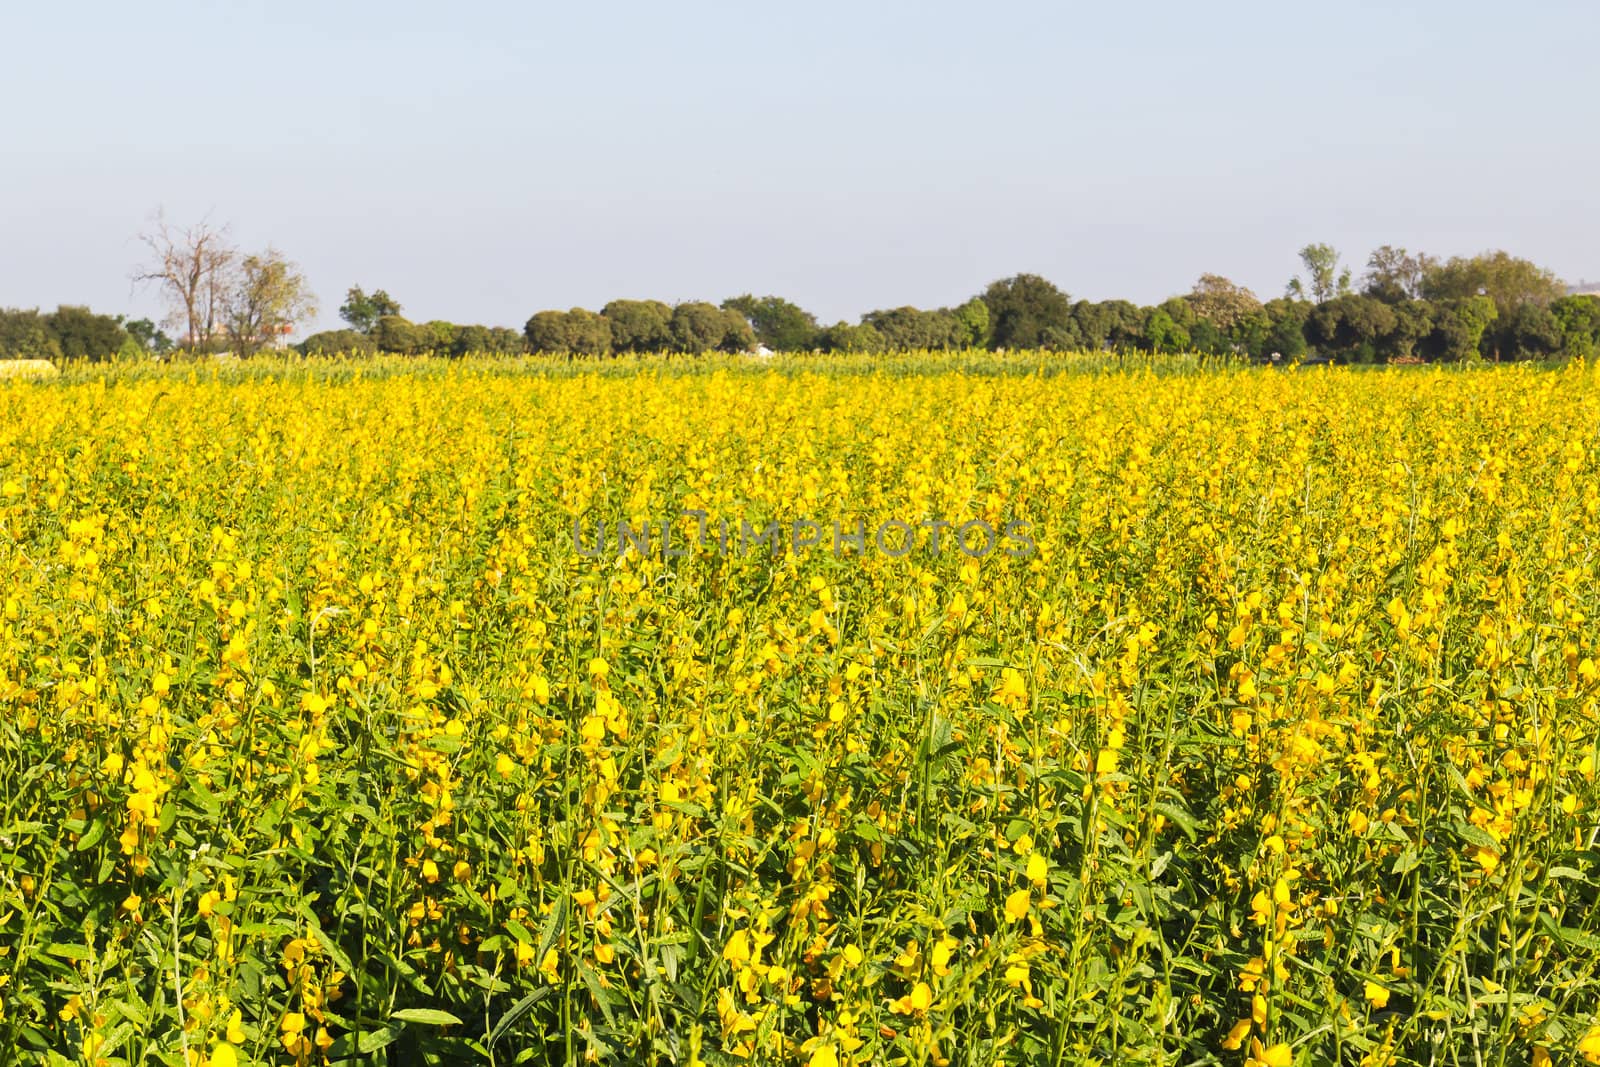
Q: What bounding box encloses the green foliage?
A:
[667,302,746,354]
[0,308,65,361]
[1142,308,1189,353]
[1361,246,1433,304]
[447,324,494,358]
[43,305,129,362]
[817,321,887,353]
[1420,251,1566,317]
[950,297,990,349]
[982,274,1073,349]
[124,318,174,356]
[860,306,962,350]
[559,308,614,356]
[1307,294,1398,361]
[1378,300,1435,362]
[1497,302,1563,359]
[602,300,674,353]
[720,295,819,351]
[375,315,430,356]
[421,320,457,355]
[1552,296,1600,360]
[1262,312,1307,362]
[300,329,379,357]
[339,286,403,334]
[1288,243,1352,303]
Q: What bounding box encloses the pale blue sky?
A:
[3,0,1595,335]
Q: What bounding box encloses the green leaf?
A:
[487,988,554,1048]
[76,818,106,852]
[390,1007,464,1027]
[46,943,93,962]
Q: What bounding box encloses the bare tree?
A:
[133,211,236,350]
[222,248,318,357]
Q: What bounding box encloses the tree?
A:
[817,321,886,354]
[1498,303,1562,360]
[449,324,495,358]
[1420,251,1566,317]
[1551,296,1600,359]
[222,249,318,358]
[1287,244,1351,303]
[133,211,234,350]
[1361,246,1432,304]
[603,300,673,353]
[1264,316,1307,362]
[668,302,744,353]
[567,309,613,355]
[1185,274,1262,330]
[860,306,961,350]
[299,329,377,357]
[526,309,611,356]
[721,295,819,351]
[376,315,428,355]
[0,309,63,361]
[125,318,174,355]
[339,287,402,334]
[1307,294,1397,362]
[525,311,570,354]
[1189,319,1229,354]
[44,306,129,361]
[1377,300,1434,362]
[950,298,990,349]
[421,321,457,355]
[720,309,756,352]
[489,327,526,355]
[1099,300,1147,349]
[1142,308,1189,353]
[1252,298,1311,361]
[1421,308,1477,363]
[982,274,1073,349]
[1451,296,1499,360]
[1071,301,1114,349]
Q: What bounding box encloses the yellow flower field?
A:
[2,353,1599,1066]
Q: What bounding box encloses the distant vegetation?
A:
[4,228,1598,364]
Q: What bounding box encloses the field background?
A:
[2,353,1599,1066]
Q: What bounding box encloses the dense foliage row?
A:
[3,354,1600,1066]
[0,307,170,363]
[8,246,1592,366]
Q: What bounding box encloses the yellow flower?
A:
[910,981,932,1011]
[1257,1042,1293,1067]
[723,929,752,964]
[1364,980,1390,1009]
[210,1043,238,1067]
[1004,888,1030,922]
[809,1044,840,1067]
[1579,1026,1600,1064]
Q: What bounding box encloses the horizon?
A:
[3,0,1597,336]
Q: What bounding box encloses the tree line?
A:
[306,245,1594,363]
[3,226,1597,363]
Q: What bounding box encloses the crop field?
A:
[2,353,1600,1067]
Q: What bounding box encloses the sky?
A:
[3,0,1597,336]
